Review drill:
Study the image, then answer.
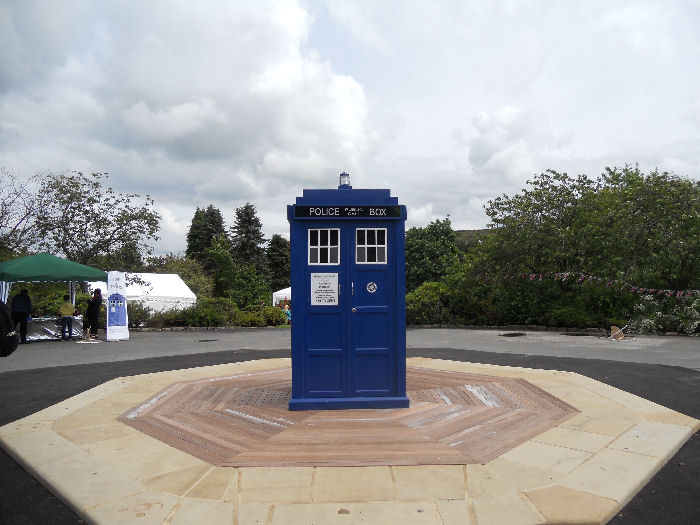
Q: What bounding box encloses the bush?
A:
[126,301,152,328]
[149,298,236,328]
[627,295,700,334]
[260,306,286,326]
[406,282,452,325]
[32,291,64,317]
[442,269,497,325]
[233,309,266,327]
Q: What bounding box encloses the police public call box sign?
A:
[287,178,409,410]
[294,206,402,218]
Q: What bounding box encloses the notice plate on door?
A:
[311,273,338,305]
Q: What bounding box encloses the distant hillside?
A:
[454,228,492,252]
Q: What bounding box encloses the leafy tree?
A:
[0,169,41,259]
[144,254,214,300]
[266,234,290,291]
[481,166,699,289]
[483,170,594,275]
[202,234,237,298]
[229,202,266,272]
[202,234,269,307]
[33,171,160,266]
[227,264,270,309]
[404,217,460,292]
[93,241,144,272]
[186,204,227,265]
[583,166,699,289]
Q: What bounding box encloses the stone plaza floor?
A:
[1,351,697,525]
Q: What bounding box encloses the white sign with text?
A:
[310,273,338,305]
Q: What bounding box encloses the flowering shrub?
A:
[627,296,700,334]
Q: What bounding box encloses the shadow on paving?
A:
[0,347,698,525]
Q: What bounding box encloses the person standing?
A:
[86,288,102,340]
[58,295,75,340]
[10,289,32,344]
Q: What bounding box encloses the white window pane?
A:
[377,247,385,262]
[330,247,339,264]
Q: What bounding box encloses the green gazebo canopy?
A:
[0,253,107,282]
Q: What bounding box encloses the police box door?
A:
[303,222,396,397]
[348,223,395,396]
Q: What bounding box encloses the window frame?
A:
[355,227,388,265]
[307,227,340,265]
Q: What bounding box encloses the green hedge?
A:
[404,276,695,333]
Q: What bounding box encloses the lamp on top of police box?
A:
[338,172,351,188]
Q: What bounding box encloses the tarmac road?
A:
[0,328,698,524]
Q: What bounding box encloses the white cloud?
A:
[1,0,698,256]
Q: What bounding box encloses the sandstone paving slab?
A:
[141,464,212,496]
[525,485,619,525]
[313,466,396,502]
[0,356,697,525]
[33,451,144,514]
[84,490,180,525]
[392,465,466,500]
[239,466,313,503]
[1,429,83,471]
[168,497,235,525]
[24,378,132,421]
[56,419,140,445]
[466,458,562,499]
[82,432,209,480]
[0,414,55,436]
[237,501,272,524]
[472,493,545,525]
[531,425,615,453]
[608,420,693,460]
[186,466,238,500]
[498,440,593,473]
[558,448,663,504]
[434,499,473,525]
[643,409,699,429]
[556,408,641,436]
[271,500,442,525]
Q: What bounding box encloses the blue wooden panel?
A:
[355,353,390,393]
[307,352,344,394]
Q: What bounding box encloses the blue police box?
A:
[287,173,409,410]
[107,293,127,327]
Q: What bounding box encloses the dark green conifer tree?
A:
[186,204,227,265]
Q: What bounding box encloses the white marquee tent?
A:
[88,273,196,313]
[272,287,291,306]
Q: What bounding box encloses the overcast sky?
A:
[2,0,699,253]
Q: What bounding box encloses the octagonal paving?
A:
[118,366,578,466]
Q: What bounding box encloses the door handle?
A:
[351,282,354,295]
[352,307,356,312]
